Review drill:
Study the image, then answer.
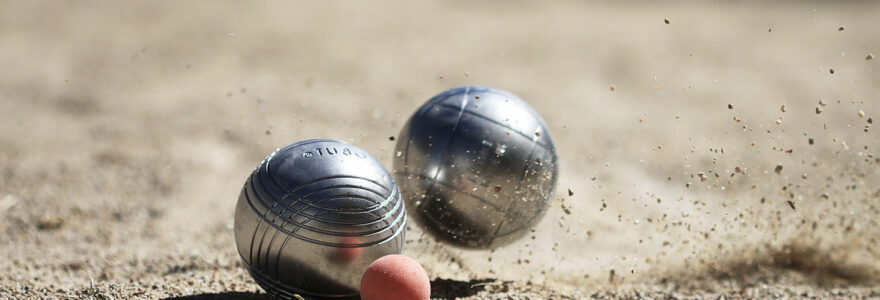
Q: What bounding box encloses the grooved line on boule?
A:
[257,168,290,273]
[278,184,391,214]
[418,86,470,217]
[252,179,402,235]
[252,197,407,248]
[397,172,504,211]
[253,174,405,275]
[264,213,285,273]
[254,175,391,224]
[488,136,539,246]
[493,154,558,240]
[245,175,405,276]
[245,173,268,266]
[402,92,438,210]
[270,175,390,203]
[244,179,405,247]
[271,198,407,277]
[279,192,403,238]
[430,103,553,151]
[255,167,283,271]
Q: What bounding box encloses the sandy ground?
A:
[2,1,880,299]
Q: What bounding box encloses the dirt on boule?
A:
[1,1,879,299]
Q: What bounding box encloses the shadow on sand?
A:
[165,278,500,300]
[431,277,499,299]
[162,291,274,300]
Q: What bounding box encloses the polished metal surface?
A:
[234,139,405,299]
[393,86,558,249]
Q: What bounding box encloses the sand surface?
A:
[2,1,879,299]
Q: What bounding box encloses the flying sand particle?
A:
[37,215,64,230]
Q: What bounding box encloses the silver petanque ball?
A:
[234,139,406,299]
[393,86,558,249]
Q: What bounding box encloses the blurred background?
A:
[1,1,878,298]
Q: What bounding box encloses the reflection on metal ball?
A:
[393,86,558,249]
[234,139,405,299]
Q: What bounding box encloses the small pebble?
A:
[37,215,64,230]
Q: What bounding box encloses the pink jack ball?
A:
[360,254,430,300]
